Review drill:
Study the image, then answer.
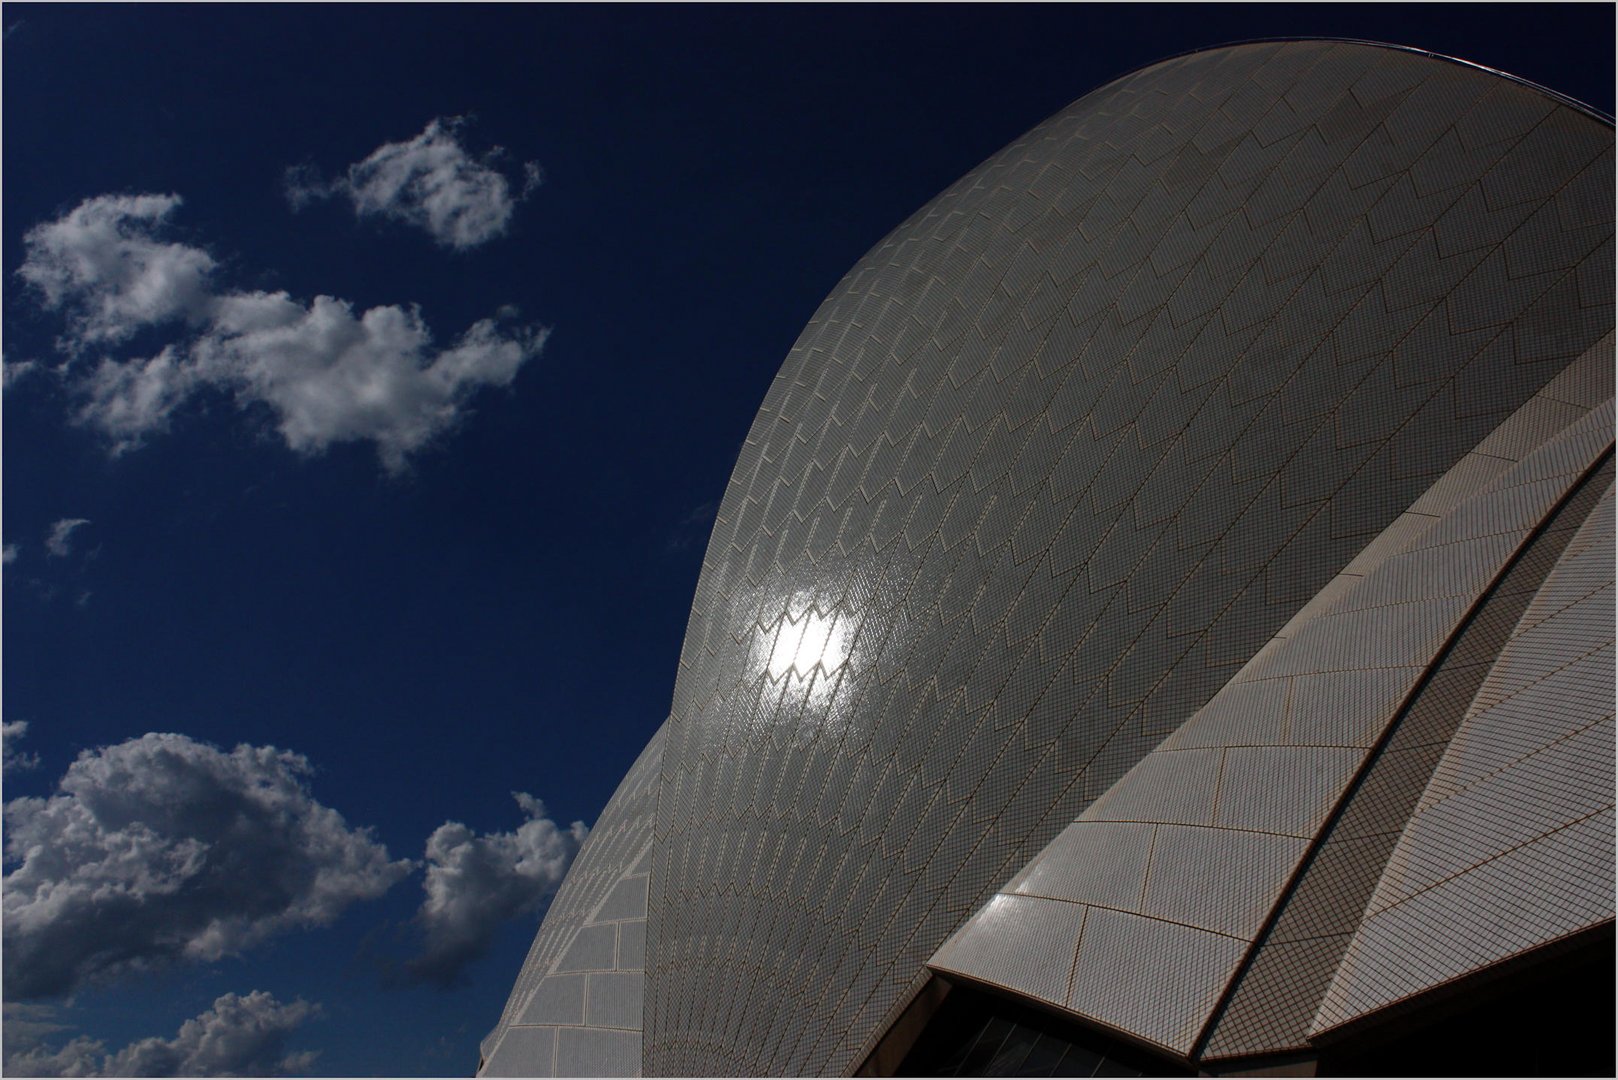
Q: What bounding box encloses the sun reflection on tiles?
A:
[765,605,849,682]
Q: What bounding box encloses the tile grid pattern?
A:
[639,41,1614,1076]
[1313,476,1616,1034]
[479,723,665,1077]
[1199,449,1614,1060]
[927,392,1614,1057]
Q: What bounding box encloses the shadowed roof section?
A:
[930,348,1613,1058]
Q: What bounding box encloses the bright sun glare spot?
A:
[766,607,847,680]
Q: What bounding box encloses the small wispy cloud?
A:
[2,992,320,1077]
[17,193,548,471]
[668,500,719,552]
[2,543,18,565]
[2,1002,69,1047]
[3,359,41,388]
[406,792,587,987]
[44,518,90,558]
[2,720,39,773]
[287,117,541,251]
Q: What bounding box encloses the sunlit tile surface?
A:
[484,39,1614,1077]
[480,725,664,1076]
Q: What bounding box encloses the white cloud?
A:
[287,117,540,250]
[2,543,17,564]
[44,518,91,558]
[75,348,198,455]
[3,991,319,1077]
[408,792,587,986]
[191,292,545,472]
[16,194,215,350]
[2,733,412,999]
[18,194,547,470]
[3,720,39,773]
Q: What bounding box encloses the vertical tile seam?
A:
[1063,905,1093,1008]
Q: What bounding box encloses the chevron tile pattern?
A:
[641,41,1612,1076]
[482,39,1614,1078]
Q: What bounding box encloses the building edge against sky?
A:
[480,40,1615,1077]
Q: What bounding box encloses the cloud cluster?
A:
[2,720,39,773]
[2,724,594,1001]
[287,117,541,250]
[3,992,319,1077]
[408,792,587,986]
[2,733,413,999]
[18,194,546,470]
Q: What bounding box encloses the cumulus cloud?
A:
[2,733,413,999]
[17,194,216,350]
[287,117,541,250]
[3,991,319,1077]
[44,518,91,558]
[3,720,39,773]
[408,792,587,987]
[16,194,547,470]
[189,293,544,471]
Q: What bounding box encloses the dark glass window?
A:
[1317,934,1616,1078]
[896,983,1190,1077]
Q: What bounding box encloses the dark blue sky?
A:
[3,5,1612,1077]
